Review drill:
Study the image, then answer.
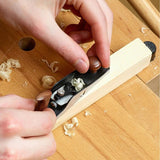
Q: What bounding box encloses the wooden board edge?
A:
[53,38,152,129]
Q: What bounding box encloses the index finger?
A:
[0,95,36,110]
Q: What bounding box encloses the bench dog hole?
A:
[19,37,36,51]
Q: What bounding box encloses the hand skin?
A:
[0,0,113,73]
[0,95,56,160]
[0,0,113,160]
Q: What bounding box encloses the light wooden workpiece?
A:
[55,38,152,128]
[0,0,159,160]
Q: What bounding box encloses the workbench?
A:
[0,0,159,160]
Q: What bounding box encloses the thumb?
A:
[37,22,89,73]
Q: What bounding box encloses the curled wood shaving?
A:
[22,81,29,87]
[63,117,79,137]
[71,117,79,127]
[84,111,92,117]
[41,59,59,73]
[141,27,149,33]
[41,75,56,89]
[71,78,85,91]
[0,59,21,82]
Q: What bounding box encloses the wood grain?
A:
[107,0,160,83]
[49,90,158,160]
[111,76,160,142]
[0,0,159,160]
[127,0,160,36]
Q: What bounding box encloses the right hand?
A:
[0,95,56,160]
[0,0,113,73]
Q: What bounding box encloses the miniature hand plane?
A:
[36,38,156,129]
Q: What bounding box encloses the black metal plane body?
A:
[48,67,109,116]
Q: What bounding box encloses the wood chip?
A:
[141,27,149,34]
[41,75,56,89]
[63,117,79,137]
[84,111,92,117]
[41,59,59,73]
[0,59,21,82]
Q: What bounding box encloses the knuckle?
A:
[25,99,36,110]
[0,114,19,136]
[43,110,56,133]
[43,117,54,133]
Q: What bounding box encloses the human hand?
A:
[0,95,56,160]
[0,0,113,73]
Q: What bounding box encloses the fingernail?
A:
[75,59,88,73]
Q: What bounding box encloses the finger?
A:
[37,22,89,73]
[68,30,92,44]
[0,133,56,160]
[0,108,56,137]
[0,95,36,110]
[97,0,113,44]
[70,0,111,68]
[22,133,56,160]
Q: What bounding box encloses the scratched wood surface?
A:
[0,0,159,160]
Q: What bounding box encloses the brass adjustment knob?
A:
[89,56,102,73]
[35,90,52,111]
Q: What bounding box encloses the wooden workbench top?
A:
[0,0,159,160]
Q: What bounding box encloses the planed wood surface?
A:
[0,0,159,160]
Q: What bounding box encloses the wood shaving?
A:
[71,78,85,91]
[0,59,21,82]
[72,117,79,127]
[84,111,92,117]
[63,117,79,137]
[128,93,132,97]
[61,8,71,12]
[141,27,149,34]
[41,59,59,73]
[22,81,29,87]
[41,75,56,89]
[7,59,21,68]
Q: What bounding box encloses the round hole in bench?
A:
[19,37,36,51]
